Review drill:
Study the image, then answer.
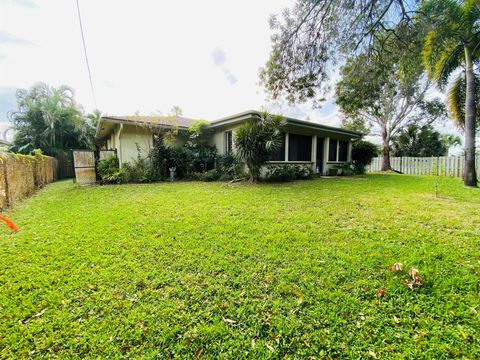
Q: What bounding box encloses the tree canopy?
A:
[9,83,97,156]
[391,124,461,157]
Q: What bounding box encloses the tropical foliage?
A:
[234,112,284,182]
[9,83,97,156]
[421,0,479,186]
[336,47,446,171]
[392,124,461,157]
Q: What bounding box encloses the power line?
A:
[75,0,98,109]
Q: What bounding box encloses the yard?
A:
[0,174,479,358]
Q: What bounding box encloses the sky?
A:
[0,0,339,125]
[0,0,463,151]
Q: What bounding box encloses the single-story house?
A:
[95,110,361,175]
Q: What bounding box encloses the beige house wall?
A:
[210,124,241,155]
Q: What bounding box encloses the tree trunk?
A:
[463,46,478,187]
[381,132,391,171]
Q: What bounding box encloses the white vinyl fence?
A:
[368,156,480,177]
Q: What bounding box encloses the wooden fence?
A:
[0,152,57,210]
[368,156,480,177]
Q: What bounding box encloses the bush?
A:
[216,153,243,180]
[121,157,156,183]
[192,169,221,182]
[150,143,193,179]
[234,112,284,182]
[328,162,354,176]
[351,140,379,174]
[189,145,217,173]
[262,164,314,182]
[97,156,122,184]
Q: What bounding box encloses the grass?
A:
[0,174,479,358]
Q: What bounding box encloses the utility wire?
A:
[75,0,98,109]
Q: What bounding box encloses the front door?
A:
[316,137,324,175]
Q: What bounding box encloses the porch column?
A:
[347,140,352,162]
[285,132,289,161]
[323,137,330,175]
[311,135,317,172]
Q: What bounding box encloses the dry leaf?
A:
[193,348,204,360]
[368,350,377,358]
[292,290,304,305]
[376,288,386,297]
[409,267,423,286]
[393,315,401,324]
[266,343,275,352]
[403,279,414,290]
[390,263,403,272]
[223,318,236,324]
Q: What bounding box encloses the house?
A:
[95,110,361,175]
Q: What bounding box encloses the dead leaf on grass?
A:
[409,267,423,286]
[376,288,386,297]
[292,290,304,305]
[390,263,403,272]
[266,343,275,352]
[193,348,204,360]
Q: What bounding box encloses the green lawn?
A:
[0,174,479,358]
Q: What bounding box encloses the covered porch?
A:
[266,123,357,176]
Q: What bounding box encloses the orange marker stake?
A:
[0,215,17,231]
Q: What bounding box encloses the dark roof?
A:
[211,110,363,138]
[102,115,196,129]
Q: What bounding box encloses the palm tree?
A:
[448,73,480,129]
[422,0,480,187]
[234,112,284,182]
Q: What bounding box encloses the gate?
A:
[73,150,96,185]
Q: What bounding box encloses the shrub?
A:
[150,143,193,179]
[262,164,314,182]
[97,156,122,184]
[234,112,284,182]
[351,140,378,174]
[121,157,156,183]
[193,169,221,182]
[216,153,243,180]
[189,145,217,173]
[328,162,354,176]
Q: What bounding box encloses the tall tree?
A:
[421,0,479,187]
[335,41,446,170]
[9,83,95,155]
[260,0,415,105]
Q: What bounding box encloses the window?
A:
[338,140,348,162]
[288,134,312,161]
[328,139,349,162]
[328,139,338,161]
[268,133,286,161]
[225,131,233,153]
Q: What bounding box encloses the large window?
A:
[269,133,286,161]
[288,134,312,161]
[328,139,338,161]
[328,139,349,162]
[225,131,233,153]
[338,140,348,161]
